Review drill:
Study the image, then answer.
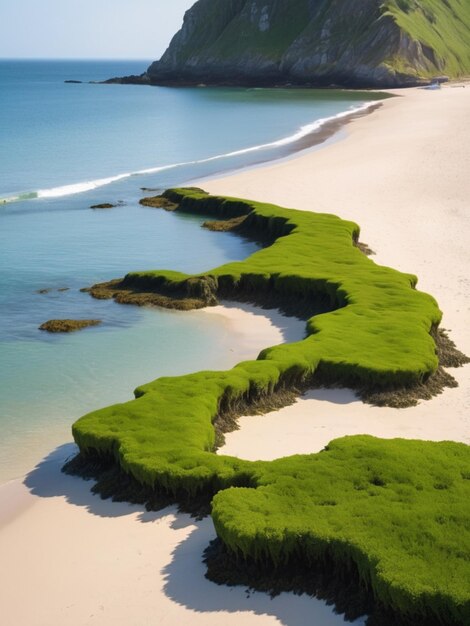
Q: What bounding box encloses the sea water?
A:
[0,60,383,482]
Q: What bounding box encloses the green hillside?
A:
[385,0,470,77]
[145,0,470,87]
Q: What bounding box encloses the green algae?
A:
[70,188,469,624]
[210,436,470,625]
[39,319,102,333]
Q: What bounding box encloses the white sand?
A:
[213,84,470,459]
[0,445,357,626]
[1,305,316,626]
[1,84,469,625]
[202,300,305,360]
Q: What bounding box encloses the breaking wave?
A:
[0,101,378,206]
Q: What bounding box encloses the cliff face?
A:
[145,0,470,87]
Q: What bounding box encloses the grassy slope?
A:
[154,0,470,81]
[207,0,311,61]
[384,0,470,77]
[71,189,469,621]
[171,0,247,64]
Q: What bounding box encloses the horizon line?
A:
[0,56,153,62]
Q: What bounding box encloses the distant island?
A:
[106,0,470,88]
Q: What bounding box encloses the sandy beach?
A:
[212,83,470,460]
[1,83,469,625]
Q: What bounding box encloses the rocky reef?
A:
[39,319,102,333]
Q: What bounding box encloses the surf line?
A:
[0,101,379,205]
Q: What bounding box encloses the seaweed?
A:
[67,189,470,624]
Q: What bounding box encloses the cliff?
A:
[138,0,470,88]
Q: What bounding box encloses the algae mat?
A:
[71,189,469,624]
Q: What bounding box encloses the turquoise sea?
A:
[0,60,383,482]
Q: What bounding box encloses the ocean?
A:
[0,59,384,482]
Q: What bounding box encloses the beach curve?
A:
[1,83,469,626]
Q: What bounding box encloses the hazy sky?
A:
[0,0,195,59]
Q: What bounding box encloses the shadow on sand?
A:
[23,443,365,626]
[24,442,163,522]
[162,517,365,626]
[302,388,360,405]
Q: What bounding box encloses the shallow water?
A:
[0,197,261,481]
[0,60,383,482]
[0,60,384,202]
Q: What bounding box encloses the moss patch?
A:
[210,437,470,625]
[72,188,467,487]
[69,188,470,625]
[139,196,179,211]
[82,279,213,310]
[39,319,101,333]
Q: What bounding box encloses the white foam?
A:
[0,195,21,204]
[135,101,378,173]
[181,100,378,162]
[1,101,378,205]
[0,192,38,204]
[36,173,132,199]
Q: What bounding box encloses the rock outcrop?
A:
[39,319,102,333]
[115,0,470,88]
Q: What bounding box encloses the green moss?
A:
[70,189,469,623]
[74,186,443,488]
[39,319,101,333]
[211,437,470,625]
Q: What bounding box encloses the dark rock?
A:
[139,195,178,211]
[36,287,70,294]
[102,74,151,85]
[39,319,102,333]
[64,80,83,84]
[90,201,125,209]
[90,203,116,209]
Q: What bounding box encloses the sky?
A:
[0,0,195,60]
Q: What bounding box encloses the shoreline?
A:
[1,83,469,625]
[1,447,356,626]
[207,82,470,459]
[204,83,470,344]
[1,92,386,206]
[0,302,305,487]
